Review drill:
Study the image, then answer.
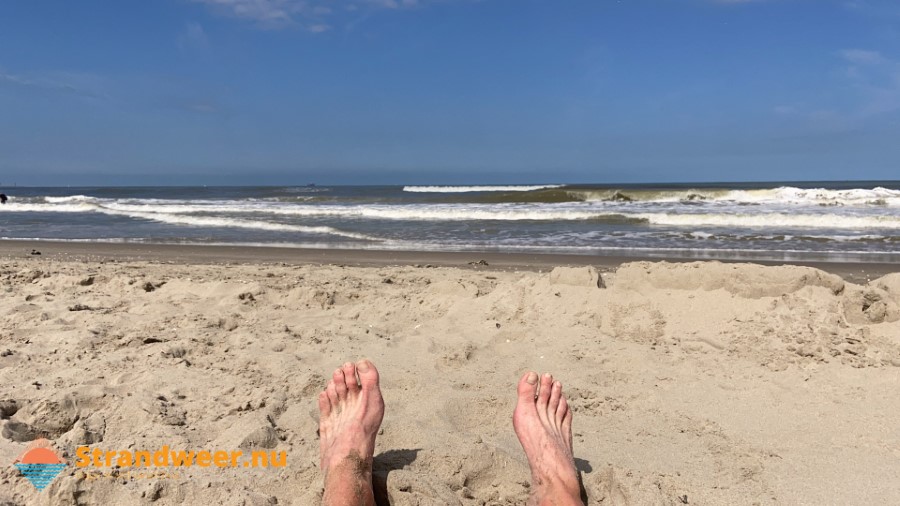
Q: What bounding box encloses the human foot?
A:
[513,372,583,506]
[318,359,385,506]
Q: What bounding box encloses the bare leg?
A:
[318,359,385,506]
[513,372,584,506]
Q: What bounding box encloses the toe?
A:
[325,381,339,408]
[548,380,562,420]
[356,359,380,391]
[342,362,359,395]
[537,373,553,408]
[556,395,569,425]
[562,406,574,449]
[516,371,539,405]
[333,368,348,400]
[318,391,331,418]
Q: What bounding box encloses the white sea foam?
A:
[635,212,900,229]
[0,203,98,213]
[0,202,375,240]
[6,199,900,229]
[403,185,562,193]
[797,234,890,242]
[43,195,100,204]
[95,208,376,240]
[574,186,900,206]
[721,186,900,206]
[100,202,629,222]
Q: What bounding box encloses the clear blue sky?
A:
[1,0,899,185]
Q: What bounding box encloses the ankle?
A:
[325,451,373,479]
[323,457,375,506]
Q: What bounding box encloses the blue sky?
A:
[1,0,899,185]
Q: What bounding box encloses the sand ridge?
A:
[0,258,899,505]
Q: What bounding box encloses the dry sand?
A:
[0,252,899,505]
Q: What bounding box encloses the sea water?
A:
[1,182,898,263]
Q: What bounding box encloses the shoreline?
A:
[0,238,895,283]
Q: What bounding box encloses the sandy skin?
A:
[318,360,384,506]
[317,362,583,506]
[513,372,584,506]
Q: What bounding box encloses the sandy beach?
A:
[1,243,899,505]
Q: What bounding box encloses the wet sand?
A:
[0,239,895,283]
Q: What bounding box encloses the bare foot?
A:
[318,359,385,506]
[513,372,584,506]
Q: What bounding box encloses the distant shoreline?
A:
[0,239,894,284]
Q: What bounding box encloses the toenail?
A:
[554,381,561,388]
[357,360,370,372]
[526,372,538,384]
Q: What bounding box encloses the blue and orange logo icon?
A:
[14,439,66,491]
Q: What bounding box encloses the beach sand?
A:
[1,243,899,505]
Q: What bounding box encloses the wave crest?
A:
[403,185,562,193]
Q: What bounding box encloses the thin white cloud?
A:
[837,49,900,117]
[839,49,886,65]
[772,49,900,125]
[0,69,105,99]
[191,0,297,28]
[191,0,469,31]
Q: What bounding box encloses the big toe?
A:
[356,359,380,391]
[516,371,539,408]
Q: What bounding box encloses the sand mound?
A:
[549,266,604,288]
[871,273,900,300]
[611,261,845,298]
[842,286,900,324]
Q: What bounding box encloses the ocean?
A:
[1,181,899,263]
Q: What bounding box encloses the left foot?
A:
[318,359,385,506]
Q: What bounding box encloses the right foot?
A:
[318,359,385,506]
[513,372,583,506]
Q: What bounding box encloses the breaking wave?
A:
[565,186,900,205]
[0,201,376,240]
[396,185,900,205]
[403,185,563,193]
